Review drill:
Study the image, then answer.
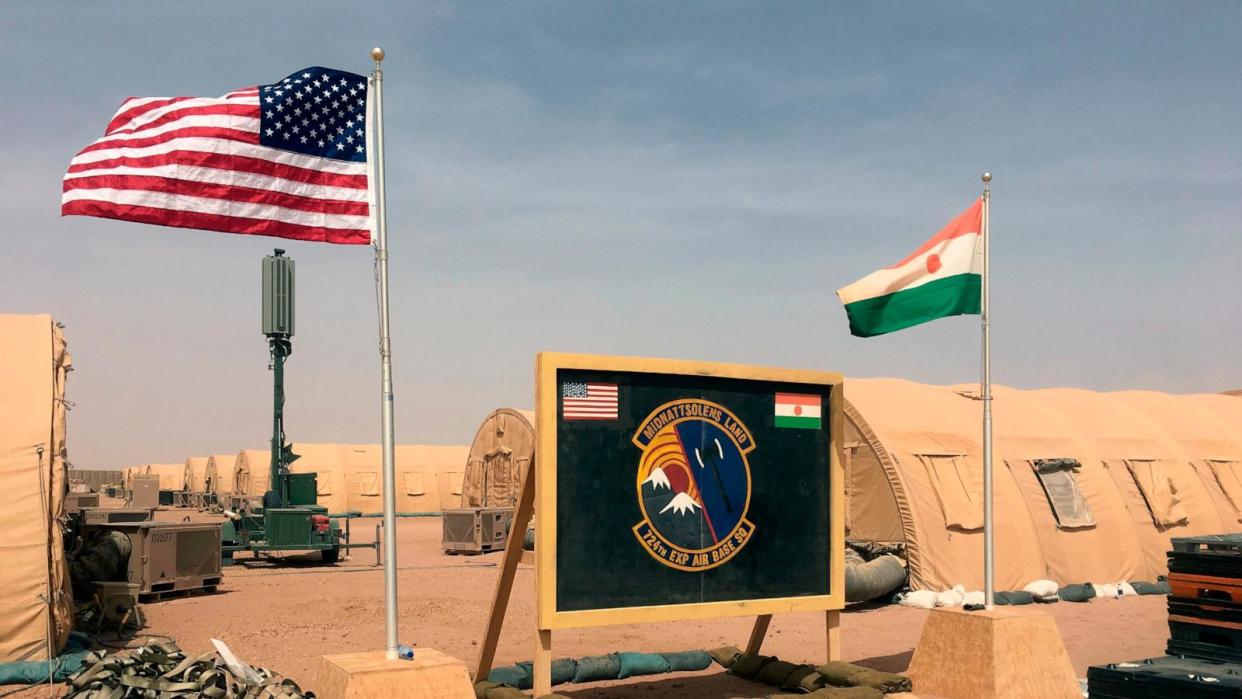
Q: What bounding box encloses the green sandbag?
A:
[779,665,819,691]
[798,670,828,692]
[550,658,577,685]
[1129,580,1163,595]
[475,681,501,699]
[815,662,912,693]
[572,654,621,683]
[1058,583,1096,602]
[810,686,885,699]
[729,654,775,679]
[1156,578,1172,594]
[488,664,532,689]
[617,652,670,679]
[709,646,743,668]
[483,686,528,699]
[994,590,1035,605]
[756,660,801,687]
[660,650,712,672]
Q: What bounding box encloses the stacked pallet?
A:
[1087,535,1242,698]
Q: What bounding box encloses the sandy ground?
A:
[14,515,1171,697]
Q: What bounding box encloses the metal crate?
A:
[81,508,153,525]
[89,521,223,600]
[442,508,514,554]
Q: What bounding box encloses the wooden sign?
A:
[477,353,844,695]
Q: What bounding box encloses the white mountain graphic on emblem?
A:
[659,492,700,516]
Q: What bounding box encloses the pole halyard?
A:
[981,171,994,608]
[370,46,401,659]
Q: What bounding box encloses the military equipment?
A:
[443,507,514,554]
[128,474,160,509]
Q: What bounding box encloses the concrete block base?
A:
[317,648,474,699]
[906,606,1080,699]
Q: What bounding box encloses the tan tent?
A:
[287,443,350,514]
[234,449,271,498]
[0,314,74,661]
[205,453,235,496]
[336,444,468,514]
[844,378,1242,592]
[184,456,209,492]
[461,409,534,509]
[143,463,186,491]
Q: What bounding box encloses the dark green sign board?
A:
[535,353,843,629]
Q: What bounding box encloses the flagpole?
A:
[370,46,400,659]
[981,171,994,608]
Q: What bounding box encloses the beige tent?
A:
[461,409,534,508]
[336,444,469,514]
[845,378,1242,592]
[0,314,74,661]
[142,463,186,491]
[184,456,209,492]
[205,453,235,496]
[287,443,350,514]
[233,449,272,498]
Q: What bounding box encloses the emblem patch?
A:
[632,398,756,571]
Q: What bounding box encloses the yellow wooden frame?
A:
[535,351,845,630]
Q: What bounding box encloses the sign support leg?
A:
[475,457,537,681]
[533,629,552,696]
[745,615,772,655]
[826,610,841,661]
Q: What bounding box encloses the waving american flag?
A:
[62,67,373,245]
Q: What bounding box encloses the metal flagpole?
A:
[981,171,994,608]
[369,46,400,659]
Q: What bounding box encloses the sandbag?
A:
[1118,582,1137,597]
[617,652,669,679]
[488,663,532,689]
[1058,583,1096,603]
[729,654,774,679]
[935,585,966,607]
[809,686,885,698]
[1023,579,1059,597]
[660,650,711,672]
[781,665,821,691]
[474,680,501,699]
[572,654,620,683]
[1094,582,1120,599]
[709,646,743,668]
[993,590,1035,606]
[844,554,907,603]
[1129,580,1164,595]
[755,659,801,686]
[483,686,527,699]
[897,590,937,609]
[815,661,912,693]
[961,590,985,607]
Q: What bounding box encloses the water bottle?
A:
[397,644,415,661]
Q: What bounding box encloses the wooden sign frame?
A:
[476,352,845,695]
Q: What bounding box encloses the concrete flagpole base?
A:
[906,606,1080,699]
[317,648,475,699]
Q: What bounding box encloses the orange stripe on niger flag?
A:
[886,198,982,269]
[775,392,819,406]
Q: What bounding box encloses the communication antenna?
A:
[262,249,299,507]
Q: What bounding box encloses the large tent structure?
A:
[143,463,186,491]
[0,314,74,662]
[231,444,468,514]
[184,456,209,493]
[205,453,235,497]
[460,409,534,509]
[844,378,1242,592]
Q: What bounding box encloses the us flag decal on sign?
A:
[562,382,619,420]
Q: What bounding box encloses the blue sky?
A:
[2,3,1239,468]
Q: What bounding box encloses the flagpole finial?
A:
[981,171,992,183]
[371,46,385,64]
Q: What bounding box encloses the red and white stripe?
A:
[62,87,373,245]
[563,383,619,420]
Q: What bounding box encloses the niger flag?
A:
[837,199,983,337]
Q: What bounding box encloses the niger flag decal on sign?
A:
[775,393,822,429]
[836,199,983,337]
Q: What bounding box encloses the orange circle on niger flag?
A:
[793,405,803,416]
[926,254,942,274]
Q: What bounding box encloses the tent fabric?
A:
[205,453,235,496]
[844,378,1242,591]
[0,314,74,662]
[232,444,468,514]
[184,457,209,492]
[461,409,535,509]
[138,463,185,491]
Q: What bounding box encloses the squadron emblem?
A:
[632,398,755,571]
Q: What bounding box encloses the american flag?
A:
[562,382,619,420]
[62,67,373,245]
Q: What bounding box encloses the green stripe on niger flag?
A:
[843,272,981,338]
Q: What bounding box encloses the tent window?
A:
[1030,459,1095,529]
[448,471,464,496]
[1124,459,1188,528]
[404,471,426,496]
[1207,460,1242,522]
[317,473,333,496]
[916,454,983,531]
[358,472,380,497]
